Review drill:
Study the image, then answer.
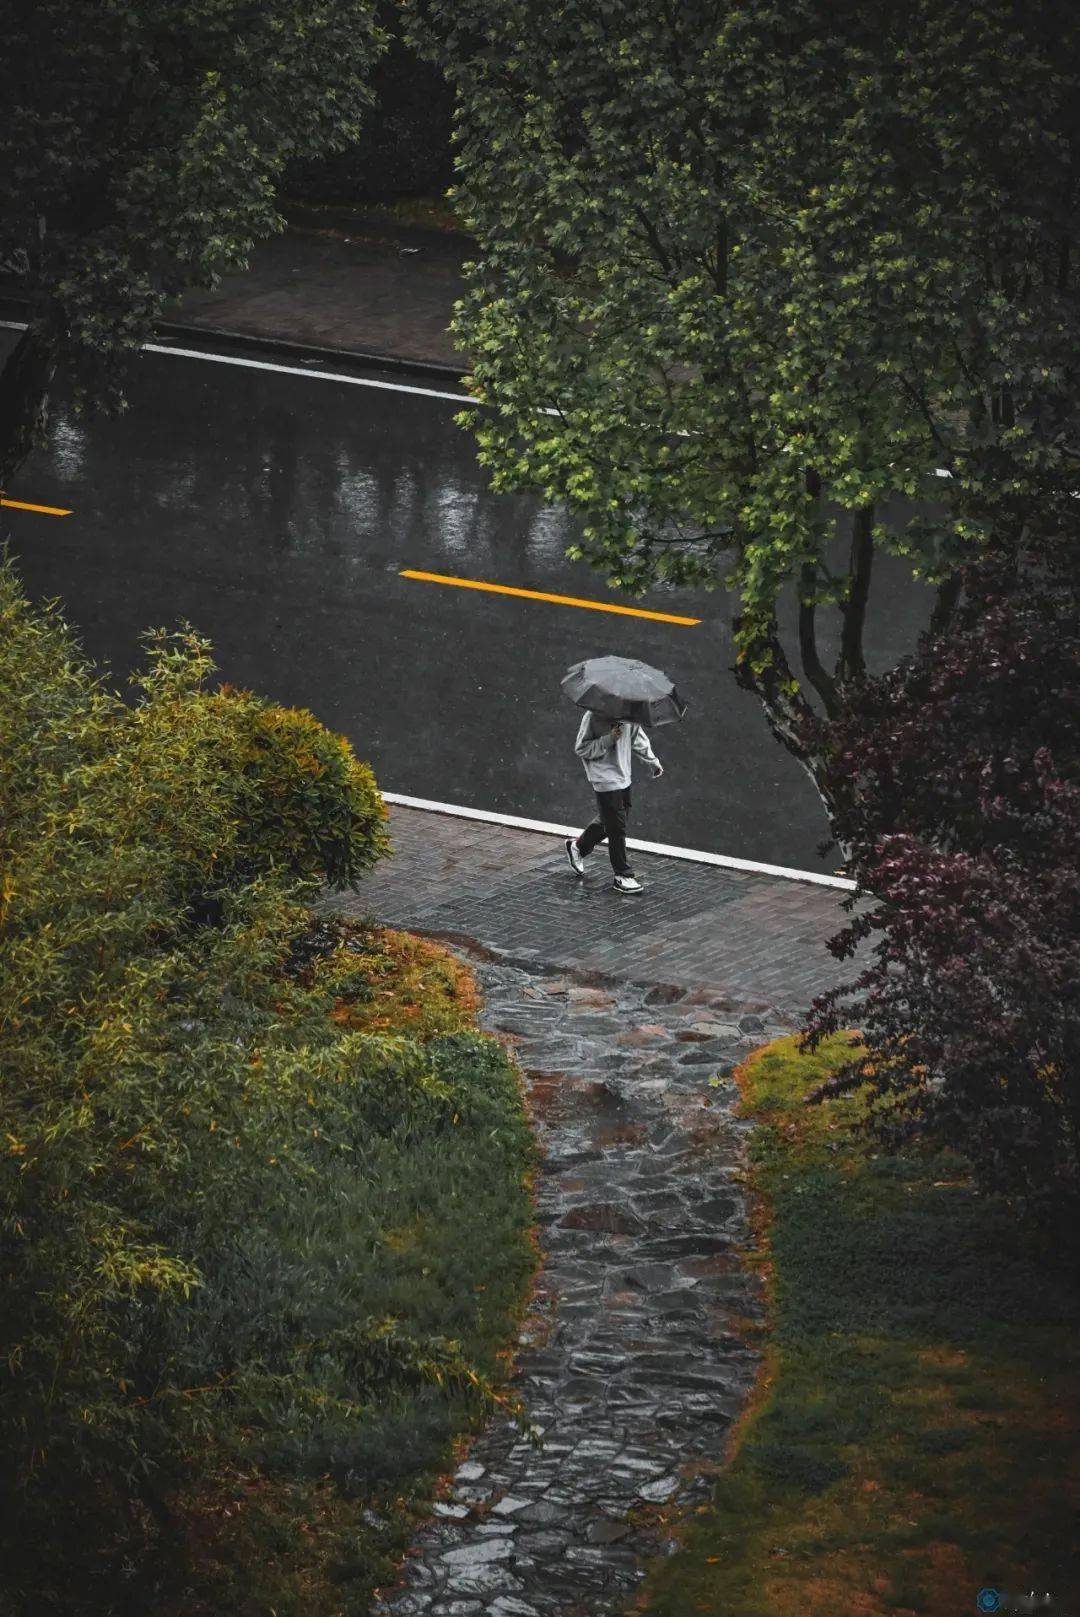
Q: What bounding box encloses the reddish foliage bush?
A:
[805,551,1080,1211]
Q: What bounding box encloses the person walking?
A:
[565,711,663,894]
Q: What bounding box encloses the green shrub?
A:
[0,564,533,1614]
[209,691,390,889]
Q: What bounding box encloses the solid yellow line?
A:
[1,497,72,517]
[399,569,701,625]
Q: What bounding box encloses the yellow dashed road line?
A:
[1,497,72,517]
[399,569,701,625]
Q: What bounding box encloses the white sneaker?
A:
[565,838,586,877]
[613,873,644,894]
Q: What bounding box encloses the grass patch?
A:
[284,193,467,235]
[642,1034,1080,1617]
[372,194,465,233]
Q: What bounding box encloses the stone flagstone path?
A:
[372,952,791,1616]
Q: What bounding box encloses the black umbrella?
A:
[560,655,687,727]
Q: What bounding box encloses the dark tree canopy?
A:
[0,0,386,482]
[286,1,454,205]
[415,0,1080,820]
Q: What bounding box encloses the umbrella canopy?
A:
[560,655,687,727]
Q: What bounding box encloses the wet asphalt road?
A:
[2,329,934,873]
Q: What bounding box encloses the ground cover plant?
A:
[642,1035,1080,1616]
[0,560,535,1615]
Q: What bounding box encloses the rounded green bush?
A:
[210,691,391,889]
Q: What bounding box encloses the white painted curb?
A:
[381,792,855,891]
[0,321,474,404]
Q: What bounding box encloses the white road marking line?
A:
[381,792,856,890]
[0,320,474,405]
[143,343,476,404]
[0,320,959,479]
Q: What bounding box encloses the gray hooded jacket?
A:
[575,711,660,791]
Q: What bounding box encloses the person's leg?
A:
[599,790,633,876]
[577,793,609,857]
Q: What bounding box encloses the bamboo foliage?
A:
[0,565,530,1600]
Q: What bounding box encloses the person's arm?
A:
[631,724,662,773]
[575,712,617,761]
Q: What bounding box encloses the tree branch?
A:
[898,369,951,461]
[837,503,874,684]
[631,203,677,280]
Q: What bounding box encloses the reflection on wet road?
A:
[2,333,935,873]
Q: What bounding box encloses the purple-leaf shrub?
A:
[805,553,1080,1210]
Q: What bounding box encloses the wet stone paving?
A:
[373,951,793,1617]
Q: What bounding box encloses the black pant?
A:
[577,788,634,876]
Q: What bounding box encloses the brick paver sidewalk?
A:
[336,805,864,1021]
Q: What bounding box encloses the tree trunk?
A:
[732,615,854,859]
[929,570,963,637]
[837,503,874,683]
[0,323,57,491]
[797,560,838,715]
